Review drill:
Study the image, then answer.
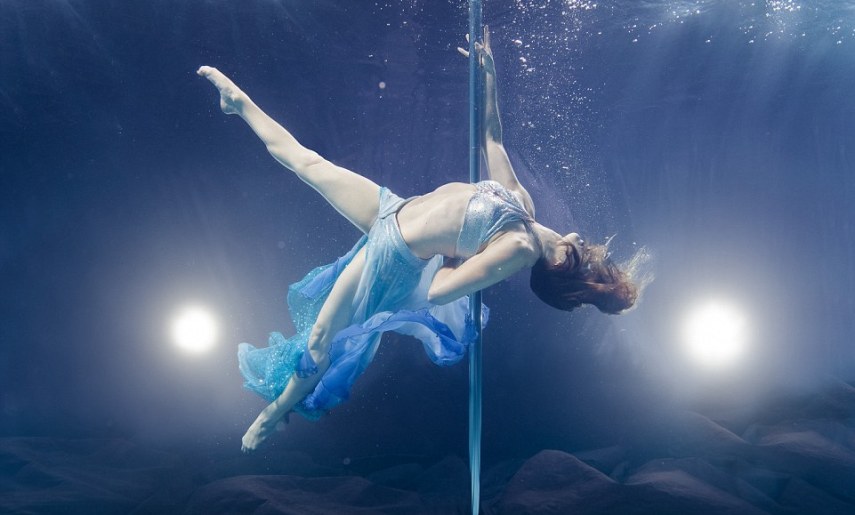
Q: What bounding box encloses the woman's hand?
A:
[457,26,495,75]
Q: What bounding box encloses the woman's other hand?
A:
[456,26,495,74]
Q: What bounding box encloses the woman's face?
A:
[551,232,585,271]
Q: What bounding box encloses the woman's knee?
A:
[290,150,326,179]
[308,324,331,358]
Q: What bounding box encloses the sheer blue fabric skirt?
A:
[238,187,488,420]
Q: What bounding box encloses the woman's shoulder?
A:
[477,180,536,219]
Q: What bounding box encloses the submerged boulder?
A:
[0,437,191,514]
[186,474,423,515]
[496,449,619,515]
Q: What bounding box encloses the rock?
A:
[0,437,190,514]
[622,466,769,515]
[4,382,855,514]
[496,449,618,515]
[656,411,751,460]
[414,455,469,511]
[186,474,423,515]
[573,445,627,476]
[196,448,338,482]
[732,465,790,500]
[626,458,777,513]
[750,425,855,502]
[481,458,525,505]
[367,462,424,490]
[776,476,855,515]
[495,450,772,515]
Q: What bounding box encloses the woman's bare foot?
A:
[241,408,280,453]
[197,65,245,115]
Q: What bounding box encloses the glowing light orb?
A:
[171,306,218,353]
[682,300,748,368]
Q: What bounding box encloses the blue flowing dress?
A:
[238,181,532,420]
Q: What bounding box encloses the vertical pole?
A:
[467,1,483,514]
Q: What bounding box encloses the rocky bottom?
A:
[2,381,855,514]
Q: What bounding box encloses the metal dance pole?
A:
[467,1,483,513]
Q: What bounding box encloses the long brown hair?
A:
[529,241,647,314]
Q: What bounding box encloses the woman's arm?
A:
[427,234,534,305]
[468,28,536,217]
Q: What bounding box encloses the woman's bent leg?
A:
[241,247,368,452]
[198,66,381,233]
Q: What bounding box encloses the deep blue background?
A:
[2,0,854,466]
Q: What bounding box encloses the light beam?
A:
[171,305,218,354]
[682,299,748,368]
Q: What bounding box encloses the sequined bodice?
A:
[455,180,534,258]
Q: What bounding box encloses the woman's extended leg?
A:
[198,66,381,233]
[240,245,369,452]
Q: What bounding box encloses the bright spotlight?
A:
[171,306,218,353]
[682,300,748,368]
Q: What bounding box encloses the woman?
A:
[199,29,641,452]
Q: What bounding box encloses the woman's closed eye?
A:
[564,244,582,271]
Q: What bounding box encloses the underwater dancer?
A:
[199,28,643,452]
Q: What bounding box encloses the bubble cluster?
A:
[600,0,855,46]
[767,0,800,13]
[496,1,617,229]
[564,0,598,10]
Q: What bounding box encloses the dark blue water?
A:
[2,1,854,513]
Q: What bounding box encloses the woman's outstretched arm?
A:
[461,28,536,217]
